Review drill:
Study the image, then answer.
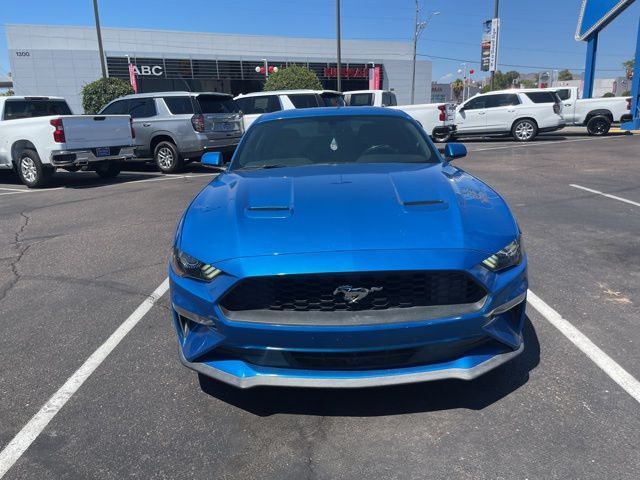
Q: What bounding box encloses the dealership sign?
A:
[575,0,635,41]
[133,65,164,76]
[324,67,368,78]
[480,19,500,72]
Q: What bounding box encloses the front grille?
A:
[219,271,486,313]
[213,337,492,370]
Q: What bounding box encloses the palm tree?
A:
[451,79,464,103]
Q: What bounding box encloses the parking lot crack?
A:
[298,416,327,480]
[0,211,32,304]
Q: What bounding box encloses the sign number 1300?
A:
[15,51,30,57]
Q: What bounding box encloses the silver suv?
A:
[100,92,243,173]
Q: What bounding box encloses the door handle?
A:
[142,123,151,127]
[478,112,486,115]
[507,109,516,112]
[564,104,571,107]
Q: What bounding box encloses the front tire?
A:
[154,141,182,173]
[512,119,538,142]
[586,116,611,136]
[95,161,122,179]
[17,149,52,188]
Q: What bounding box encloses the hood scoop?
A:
[243,176,293,218]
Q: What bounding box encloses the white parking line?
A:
[471,135,625,152]
[527,290,640,405]
[570,184,640,208]
[0,278,170,478]
[0,173,215,197]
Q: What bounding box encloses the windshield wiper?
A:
[238,164,290,170]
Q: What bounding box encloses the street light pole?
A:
[490,0,499,90]
[336,0,342,91]
[411,4,439,104]
[92,0,107,79]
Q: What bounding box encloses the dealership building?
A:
[5,24,432,113]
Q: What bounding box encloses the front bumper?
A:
[50,146,134,166]
[169,251,528,389]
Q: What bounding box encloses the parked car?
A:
[344,89,456,142]
[169,107,527,389]
[0,96,134,188]
[234,90,344,130]
[546,87,632,135]
[100,92,243,173]
[453,89,565,141]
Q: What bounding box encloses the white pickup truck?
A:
[547,87,632,135]
[0,96,135,187]
[344,90,456,142]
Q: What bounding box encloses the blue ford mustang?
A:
[169,107,527,389]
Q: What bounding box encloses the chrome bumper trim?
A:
[50,146,135,166]
[180,342,524,389]
[485,292,527,317]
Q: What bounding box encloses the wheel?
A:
[432,130,452,143]
[586,116,611,136]
[95,161,122,179]
[512,119,538,142]
[154,141,182,173]
[16,149,52,188]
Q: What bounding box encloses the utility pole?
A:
[93,0,107,78]
[411,3,439,104]
[336,0,342,91]
[411,0,421,104]
[490,0,499,90]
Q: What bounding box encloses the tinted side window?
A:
[485,94,520,108]
[128,98,156,119]
[4,99,72,120]
[463,97,488,110]
[235,95,281,114]
[320,93,345,107]
[349,93,373,106]
[382,92,398,106]
[163,97,194,114]
[525,92,557,103]
[100,100,128,115]
[556,89,571,101]
[288,94,320,109]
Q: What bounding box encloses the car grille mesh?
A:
[219,271,485,312]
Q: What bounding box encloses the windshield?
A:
[231,115,438,170]
[196,95,241,114]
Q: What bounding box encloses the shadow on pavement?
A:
[198,316,540,417]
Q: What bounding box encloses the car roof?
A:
[476,88,556,95]
[1,96,66,101]
[120,91,232,99]
[235,89,341,98]
[345,90,394,94]
[253,106,411,125]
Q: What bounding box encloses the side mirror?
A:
[444,143,467,161]
[201,151,224,169]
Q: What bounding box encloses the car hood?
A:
[180,163,519,265]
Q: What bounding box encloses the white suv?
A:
[453,89,565,141]
[234,90,344,130]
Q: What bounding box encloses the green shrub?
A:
[602,92,615,98]
[81,77,134,114]
[263,65,322,91]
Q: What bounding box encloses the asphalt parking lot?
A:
[0,130,639,479]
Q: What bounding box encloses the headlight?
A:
[481,237,522,272]
[171,247,221,281]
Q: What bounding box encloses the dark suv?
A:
[100,92,243,173]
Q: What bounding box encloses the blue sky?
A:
[0,0,637,82]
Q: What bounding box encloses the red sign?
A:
[324,67,369,79]
[128,62,138,93]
